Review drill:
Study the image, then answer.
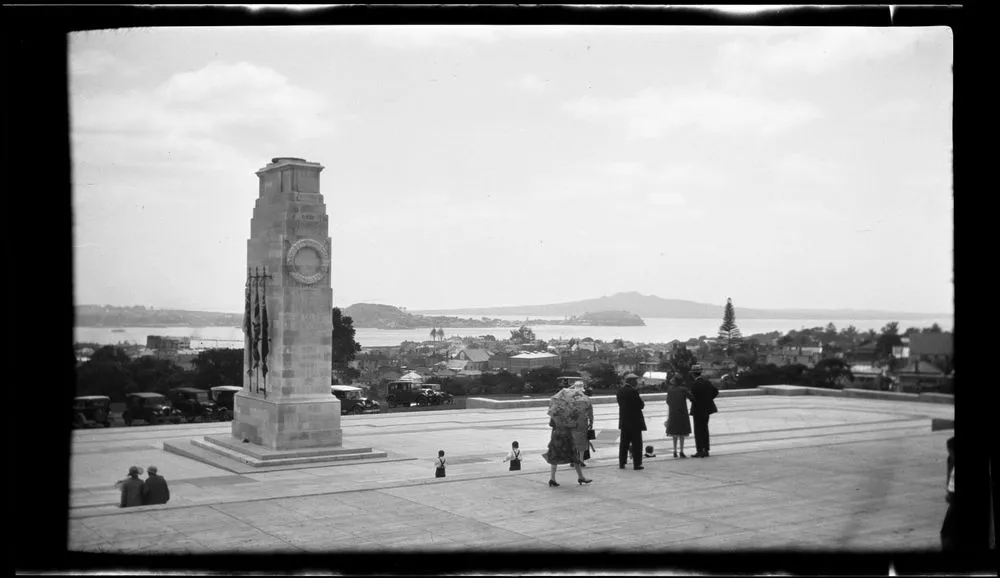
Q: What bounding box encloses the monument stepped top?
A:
[257,157,325,173]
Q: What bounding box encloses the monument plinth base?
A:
[232,393,342,450]
[163,435,390,473]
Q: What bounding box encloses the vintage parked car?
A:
[167,387,224,423]
[209,385,242,421]
[384,380,433,408]
[419,383,453,405]
[122,392,182,426]
[73,395,112,428]
[331,385,381,415]
[556,376,587,389]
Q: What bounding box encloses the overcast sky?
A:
[70,25,952,315]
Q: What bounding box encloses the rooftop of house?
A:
[459,349,492,363]
[511,352,560,359]
[908,333,953,356]
[896,359,946,375]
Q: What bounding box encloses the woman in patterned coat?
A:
[542,381,593,487]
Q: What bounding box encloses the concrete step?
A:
[163,438,390,474]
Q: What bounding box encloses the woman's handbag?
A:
[586,429,596,440]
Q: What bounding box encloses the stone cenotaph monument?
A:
[231,156,341,449]
[168,157,384,467]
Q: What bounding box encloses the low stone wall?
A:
[759,385,953,405]
[466,388,764,410]
[466,385,953,410]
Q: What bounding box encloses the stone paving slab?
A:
[67,395,955,554]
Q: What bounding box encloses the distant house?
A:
[895,359,947,392]
[640,371,669,388]
[766,347,822,368]
[847,342,879,364]
[378,367,402,382]
[849,364,883,389]
[146,335,191,353]
[446,359,468,372]
[456,348,492,371]
[908,333,953,372]
[489,352,511,372]
[637,361,660,375]
[510,352,561,372]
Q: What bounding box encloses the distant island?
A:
[413,291,951,321]
[75,304,646,329]
[76,305,242,328]
[344,304,644,329]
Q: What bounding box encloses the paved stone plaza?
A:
[69,392,954,553]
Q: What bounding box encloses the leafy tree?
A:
[717,298,743,355]
[876,321,903,359]
[510,325,536,343]
[190,348,244,389]
[810,358,854,389]
[612,338,626,349]
[76,359,135,401]
[668,345,698,378]
[332,308,363,379]
[129,356,187,394]
[90,345,132,366]
[733,353,756,371]
[584,361,618,388]
[923,323,943,333]
[524,366,561,393]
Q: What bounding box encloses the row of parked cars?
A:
[74,381,457,428]
[73,386,242,428]
[330,381,454,414]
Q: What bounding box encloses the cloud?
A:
[516,73,549,93]
[867,98,924,123]
[768,153,844,186]
[70,49,121,77]
[72,61,333,171]
[647,192,687,206]
[717,28,928,76]
[363,25,499,48]
[602,161,645,177]
[564,87,821,138]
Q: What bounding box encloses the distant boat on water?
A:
[111,329,126,333]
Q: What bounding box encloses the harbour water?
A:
[74,315,953,349]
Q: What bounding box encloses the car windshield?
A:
[82,399,108,408]
[194,392,209,402]
[147,395,168,404]
[345,391,362,400]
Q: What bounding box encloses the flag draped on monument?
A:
[251,273,261,372]
[260,273,270,379]
[243,272,253,379]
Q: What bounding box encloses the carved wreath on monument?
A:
[286,238,330,285]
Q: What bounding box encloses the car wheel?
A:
[416,397,428,407]
[386,397,396,408]
[123,412,132,427]
[74,413,86,429]
[351,405,364,415]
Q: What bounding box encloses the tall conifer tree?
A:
[718,297,743,354]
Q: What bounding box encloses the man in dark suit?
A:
[616,376,647,470]
[688,365,719,458]
[141,465,170,506]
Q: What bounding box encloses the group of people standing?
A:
[540,365,720,486]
